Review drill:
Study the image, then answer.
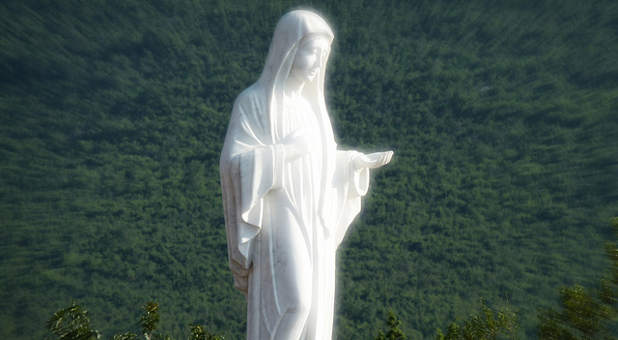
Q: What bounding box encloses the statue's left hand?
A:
[353,151,394,170]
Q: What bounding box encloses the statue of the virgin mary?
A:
[220,9,393,339]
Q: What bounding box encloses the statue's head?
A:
[290,34,330,83]
[258,9,336,145]
[259,9,334,91]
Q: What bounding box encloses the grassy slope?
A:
[0,0,616,338]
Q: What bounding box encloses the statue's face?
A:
[291,36,329,82]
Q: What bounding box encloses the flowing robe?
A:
[219,10,371,340]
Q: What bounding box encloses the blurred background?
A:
[1,0,616,338]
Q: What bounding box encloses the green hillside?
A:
[1,0,616,339]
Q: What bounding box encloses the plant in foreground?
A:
[435,299,517,340]
[46,301,222,340]
[537,217,618,340]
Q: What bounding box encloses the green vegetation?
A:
[537,217,618,339]
[378,217,617,339]
[46,302,100,340]
[46,301,223,340]
[435,300,517,340]
[46,217,614,340]
[1,0,616,339]
[375,310,407,340]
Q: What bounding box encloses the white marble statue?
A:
[220,9,393,340]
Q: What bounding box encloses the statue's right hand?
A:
[353,151,394,169]
[281,128,311,160]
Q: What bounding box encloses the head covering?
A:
[257,9,335,146]
[261,10,338,224]
[220,10,338,293]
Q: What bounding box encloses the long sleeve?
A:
[220,89,288,294]
[237,144,286,229]
[331,150,370,247]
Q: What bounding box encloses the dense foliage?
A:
[435,300,517,340]
[46,303,100,340]
[46,301,223,340]
[1,0,616,338]
[375,310,407,340]
[537,218,618,339]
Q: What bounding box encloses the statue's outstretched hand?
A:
[353,151,394,170]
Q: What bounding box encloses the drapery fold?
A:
[219,10,373,339]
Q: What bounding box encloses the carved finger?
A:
[384,151,392,164]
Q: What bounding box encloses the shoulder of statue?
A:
[234,83,267,114]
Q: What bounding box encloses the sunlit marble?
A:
[220,9,393,340]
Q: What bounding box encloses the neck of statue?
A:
[284,74,306,99]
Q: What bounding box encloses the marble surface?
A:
[220,9,392,339]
